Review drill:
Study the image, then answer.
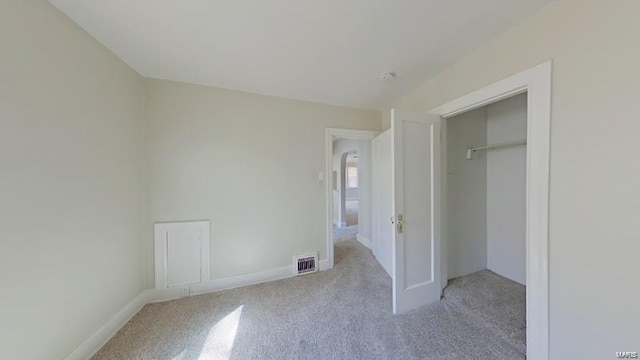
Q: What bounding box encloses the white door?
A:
[372,129,393,276]
[391,109,442,314]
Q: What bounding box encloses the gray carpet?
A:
[93,241,525,360]
[333,200,359,242]
[332,224,358,242]
[345,200,358,226]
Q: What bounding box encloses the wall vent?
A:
[294,252,318,275]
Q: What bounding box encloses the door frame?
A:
[430,61,551,360]
[325,128,379,269]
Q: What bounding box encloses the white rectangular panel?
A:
[154,220,210,289]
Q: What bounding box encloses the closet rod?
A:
[466,140,526,160]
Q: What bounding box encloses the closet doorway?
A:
[430,61,551,360]
[443,93,527,355]
[444,93,527,285]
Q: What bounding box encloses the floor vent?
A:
[294,252,318,275]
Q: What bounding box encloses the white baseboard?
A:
[68,263,302,358]
[147,265,294,303]
[357,234,372,250]
[65,292,147,360]
[319,258,331,271]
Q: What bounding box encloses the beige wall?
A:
[0,1,146,359]
[391,0,640,357]
[145,79,380,286]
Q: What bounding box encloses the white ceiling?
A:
[49,0,554,110]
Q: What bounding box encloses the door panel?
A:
[392,109,441,314]
[167,228,203,287]
[154,221,210,290]
[400,121,432,287]
[372,130,393,276]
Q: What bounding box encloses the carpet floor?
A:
[93,241,525,360]
[345,200,358,226]
[332,224,358,242]
[333,200,359,242]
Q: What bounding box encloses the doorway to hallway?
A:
[325,129,379,269]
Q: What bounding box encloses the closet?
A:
[445,93,527,285]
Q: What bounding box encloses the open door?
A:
[391,109,441,314]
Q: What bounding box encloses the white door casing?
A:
[430,61,551,360]
[391,109,442,314]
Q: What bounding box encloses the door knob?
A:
[396,214,404,234]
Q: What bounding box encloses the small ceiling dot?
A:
[379,72,396,81]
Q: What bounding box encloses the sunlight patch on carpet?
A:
[197,305,244,360]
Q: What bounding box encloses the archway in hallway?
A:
[332,145,359,243]
[343,152,359,227]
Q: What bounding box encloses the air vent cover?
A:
[294,252,318,275]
